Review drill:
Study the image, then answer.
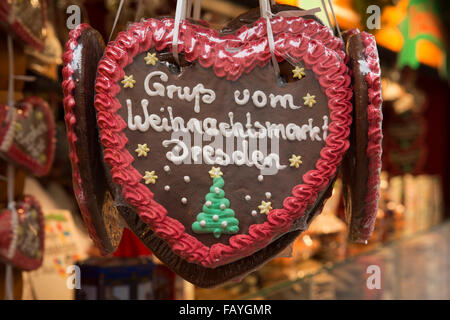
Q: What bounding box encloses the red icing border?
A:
[230,15,345,60]
[358,32,383,241]
[0,195,45,271]
[0,97,55,177]
[94,17,353,267]
[62,23,109,255]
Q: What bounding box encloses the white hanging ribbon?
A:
[172,0,189,65]
[320,0,343,43]
[172,0,280,79]
[109,0,126,42]
[4,34,17,301]
[259,0,280,79]
[192,0,201,20]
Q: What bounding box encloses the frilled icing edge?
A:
[95,17,353,268]
[62,23,109,255]
[355,32,383,242]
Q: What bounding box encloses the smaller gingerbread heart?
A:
[341,29,383,243]
[0,0,47,51]
[0,195,45,271]
[0,96,55,177]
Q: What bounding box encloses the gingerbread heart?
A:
[94,15,352,270]
[0,0,47,51]
[341,29,383,243]
[62,24,123,255]
[0,97,55,177]
[0,195,45,271]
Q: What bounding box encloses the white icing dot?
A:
[173,146,181,153]
[265,192,272,199]
[184,176,190,183]
[251,210,257,217]
[160,107,165,112]
[245,195,251,201]
[164,185,170,191]
[221,221,228,228]
[181,197,187,204]
[213,215,219,221]
[205,201,212,207]
[200,220,206,227]
[258,175,264,182]
[163,165,170,172]
[214,187,220,194]
[220,204,226,210]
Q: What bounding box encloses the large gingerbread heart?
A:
[0,195,45,271]
[0,97,55,177]
[95,16,352,268]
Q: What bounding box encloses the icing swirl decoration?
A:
[192,176,239,238]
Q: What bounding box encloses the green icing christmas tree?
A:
[192,171,239,239]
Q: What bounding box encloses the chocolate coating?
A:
[341,31,371,241]
[68,27,123,254]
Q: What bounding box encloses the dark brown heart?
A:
[341,29,383,243]
[62,24,123,255]
[94,16,352,268]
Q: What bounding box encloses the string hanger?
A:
[4,34,18,301]
[320,0,343,43]
[171,0,280,79]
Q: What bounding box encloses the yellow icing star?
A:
[289,154,302,168]
[15,122,22,132]
[258,201,272,214]
[143,171,158,184]
[36,111,43,120]
[135,143,150,157]
[292,66,306,79]
[303,93,316,107]
[144,52,158,66]
[40,154,47,163]
[121,75,136,88]
[208,166,223,178]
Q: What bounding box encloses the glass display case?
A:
[237,221,450,299]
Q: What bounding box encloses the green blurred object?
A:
[397,0,447,78]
